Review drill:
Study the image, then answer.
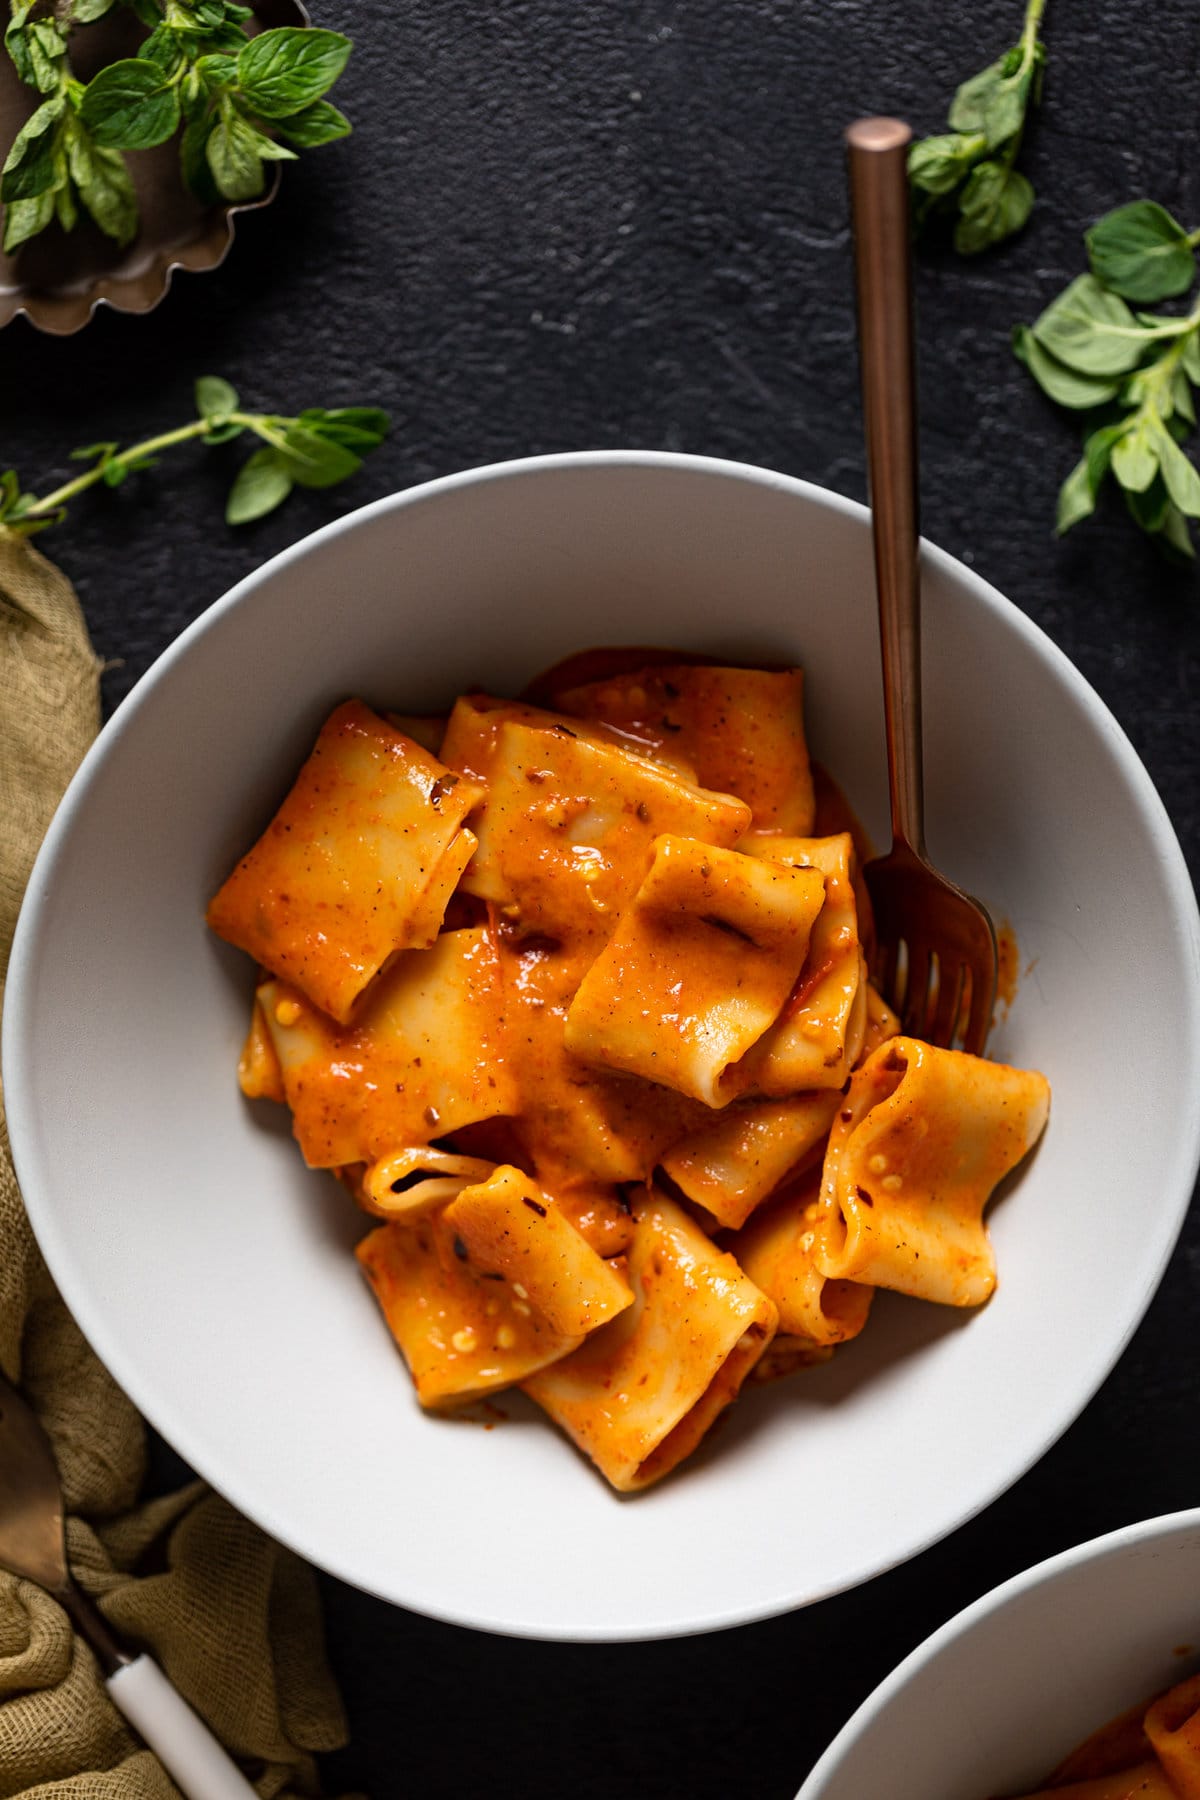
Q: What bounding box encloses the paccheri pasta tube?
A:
[208,653,1050,1491]
[999,1670,1200,1799]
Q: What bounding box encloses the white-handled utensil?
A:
[0,1369,258,1800]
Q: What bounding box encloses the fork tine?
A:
[909,947,939,1042]
[903,943,930,1038]
[962,962,993,1057]
[930,957,964,1049]
[876,934,901,1013]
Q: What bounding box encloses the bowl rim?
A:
[6,448,1200,1639]
[797,1505,1200,1797]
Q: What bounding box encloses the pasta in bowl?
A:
[5,452,1198,1637]
[204,664,1051,1491]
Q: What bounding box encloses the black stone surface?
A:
[3,3,1198,1796]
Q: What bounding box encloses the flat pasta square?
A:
[443,1166,633,1338]
[728,1169,873,1345]
[207,701,484,1023]
[815,1037,1052,1306]
[738,833,868,1095]
[448,713,751,934]
[551,662,816,833]
[660,1089,842,1229]
[440,691,701,787]
[357,1212,583,1406]
[564,835,824,1106]
[523,1189,777,1491]
[497,932,707,1190]
[237,997,284,1103]
[258,926,515,1167]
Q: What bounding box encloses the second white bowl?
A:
[800,1509,1200,1799]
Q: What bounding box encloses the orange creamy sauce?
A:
[209,646,1049,1489]
[996,918,1020,1012]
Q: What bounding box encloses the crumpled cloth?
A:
[0,532,349,1798]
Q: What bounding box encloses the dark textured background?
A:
[4,2,1199,1795]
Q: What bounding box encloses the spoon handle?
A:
[107,1656,259,1800]
[846,115,925,856]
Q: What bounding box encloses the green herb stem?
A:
[1019,0,1047,60]
[24,417,215,516]
[1128,313,1200,408]
[1,378,391,534]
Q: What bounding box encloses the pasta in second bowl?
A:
[5,452,1199,1639]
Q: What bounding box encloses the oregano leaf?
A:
[67,133,139,244]
[1111,425,1159,493]
[1153,422,1200,517]
[235,27,351,119]
[1012,325,1120,409]
[195,375,240,419]
[1055,456,1095,535]
[206,110,264,201]
[953,162,1033,255]
[1031,275,1162,377]
[226,447,294,523]
[1086,201,1195,304]
[81,59,181,150]
[276,100,351,148]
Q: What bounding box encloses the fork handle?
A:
[107,1656,258,1800]
[847,117,925,856]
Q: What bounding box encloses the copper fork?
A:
[846,117,998,1055]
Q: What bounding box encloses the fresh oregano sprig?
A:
[908,0,1047,255]
[0,377,389,534]
[1,2,351,253]
[1014,200,1200,557]
[79,15,351,205]
[1,0,138,251]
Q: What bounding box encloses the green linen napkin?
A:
[0,531,349,1798]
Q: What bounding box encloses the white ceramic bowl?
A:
[799,1509,1200,1799]
[5,453,1199,1641]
